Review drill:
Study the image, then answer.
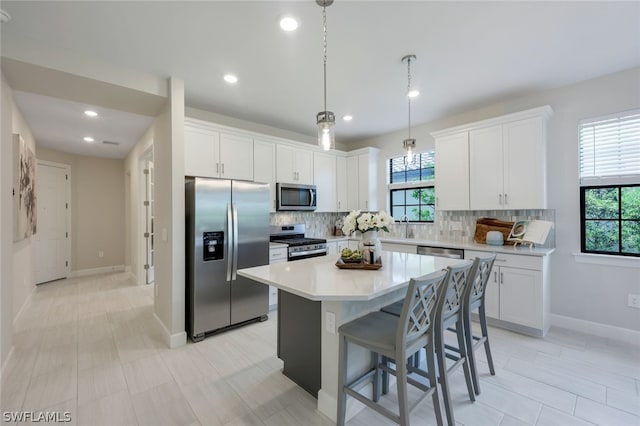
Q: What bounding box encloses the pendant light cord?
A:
[322,5,328,112]
[407,56,412,139]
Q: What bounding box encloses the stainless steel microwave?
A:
[276,183,317,211]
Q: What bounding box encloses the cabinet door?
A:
[184,126,220,177]
[484,267,500,319]
[336,239,349,253]
[499,266,542,329]
[381,242,417,254]
[326,242,338,256]
[336,156,348,212]
[346,156,359,211]
[469,125,503,210]
[347,240,359,250]
[276,145,296,183]
[220,133,253,181]
[313,152,337,212]
[435,133,469,210]
[358,154,374,211]
[295,149,314,185]
[503,117,546,209]
[254,140,276,212]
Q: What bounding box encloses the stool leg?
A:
[372,352,381,403]
[464,308,481,395]
[456,318,476,402]
[337,335,348,426]
[382,356,389,395]
[436,327,455,426]
[396,352,410,426]
[426,341,443,426]
[479,305,496,375]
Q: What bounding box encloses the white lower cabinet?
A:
[465,250,549,336]
[327,239,349,256]
[269,246,288,309]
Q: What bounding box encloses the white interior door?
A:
[35,162,69,284]
[144,160,155,284]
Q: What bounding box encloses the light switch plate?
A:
[325,311,336,334]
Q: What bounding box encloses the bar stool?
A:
[434,260,476,426]
[462,254,497,395]
[336,270,449,426]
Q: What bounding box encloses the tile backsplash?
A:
[271,209,556,248]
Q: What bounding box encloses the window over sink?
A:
[579,109,640,257]
[388,152,435,222]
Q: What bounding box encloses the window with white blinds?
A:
[579,109,640,186]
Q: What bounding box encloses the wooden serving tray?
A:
[335,259,382,270]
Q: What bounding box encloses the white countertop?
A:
[237,251,464,301]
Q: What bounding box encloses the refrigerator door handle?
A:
[232,203,239,280]
[226,203,233,282]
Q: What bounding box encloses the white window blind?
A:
[579,109,640,186]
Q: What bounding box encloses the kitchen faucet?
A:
[399,214,412,238]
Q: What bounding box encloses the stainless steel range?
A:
[269,224,327,261]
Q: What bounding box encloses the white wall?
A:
[351,67,640,332]
[1,72,15,368]
[10,83,37,331]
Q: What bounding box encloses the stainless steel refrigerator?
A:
[185,177,269,342]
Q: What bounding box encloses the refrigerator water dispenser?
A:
[203,231,224,261]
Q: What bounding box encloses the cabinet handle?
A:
[494,271,498,283]
[500,272,504,284]
[216,163,219,174]
[504,193,508,205]
[365,200,368,209]
[221,163,225,175]
[499,193,503,205]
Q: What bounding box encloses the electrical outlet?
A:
[628,294,640,309]
[98,251,104,258]
[325,311,336,334]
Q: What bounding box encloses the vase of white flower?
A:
[341,210,392,264]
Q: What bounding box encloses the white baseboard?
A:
[13,284,35,326]
[70,264,125,278]
[550,313,640,346]
[153,313,187,349]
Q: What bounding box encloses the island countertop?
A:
[237,251,464,302]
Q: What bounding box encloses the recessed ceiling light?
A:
[343,115,353,121]
[84,110,98,117]
[279,16,299,32]
[408,89,420,98]
[224,74,238,84]
[83,137,95,142]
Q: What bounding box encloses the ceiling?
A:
[2,1,640,159]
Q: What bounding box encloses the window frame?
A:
[387,151,436,223]
[580,184,640,257]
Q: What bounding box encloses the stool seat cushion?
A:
[338,311,400,352]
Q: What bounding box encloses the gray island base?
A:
[238,251,463,422]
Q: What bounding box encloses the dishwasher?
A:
[417,245,464,259]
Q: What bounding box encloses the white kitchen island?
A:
[237,251,463,423]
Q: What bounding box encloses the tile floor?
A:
[1,272,639,426]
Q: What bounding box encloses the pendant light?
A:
[402,54,417,164]
[316,0,335,151]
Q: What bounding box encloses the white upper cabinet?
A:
[346,156,359,211]
[433,106,552,211]
[254,139,277,212]
[276,144,314,185]
[469,125,504,210]
[313,152,337,212]
[434,132,470,210]
[184,121,253,181]
[184,125,220,178]
[336,156,348,212]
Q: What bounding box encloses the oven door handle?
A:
[289,248,327,258]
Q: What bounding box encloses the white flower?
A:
[341,210,392,234]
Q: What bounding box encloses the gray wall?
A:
[351,67,640,332]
